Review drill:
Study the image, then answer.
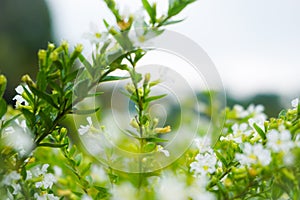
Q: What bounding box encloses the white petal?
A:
[291,98,299,108]
[15,85,24,94]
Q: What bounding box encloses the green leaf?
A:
[142,0,157,24]
[74,79,90,98]
[161,18,185,26]
[168,0,196,17]
[74,153,83,166]
[79,54,94,78]
[29,87,59,109]
[147,137,168,143]
[103,0,122,22]
[100,76,129,82]
[278,109,287,119]
[253,123,266,140]
[2,114,21,128]
[81,163,92,176]
[38,143,68,148]
[143,142,156,152]
[0,99,7,119]
[0,74,7,98]
[215,150,228,167]
[72,107,100,115]
[64,68,84,83]
[145,94,167,103]
[37,71,47,91]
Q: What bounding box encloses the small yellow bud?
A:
[152,118,159,127]
[38,49,47,61]
[75,44,83,53]
[130,118,139,129]
[50,51,58,61]
[154,125,171,134]
[48,43,55,50]
[125,83,135,93]
[21,74,35,88]
[61,40,69,51]
[144,73,151,85]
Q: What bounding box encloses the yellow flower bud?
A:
[50,51,58,61]
[38,49,47,61]
[154,125,171,134]
[130,118,139,129]
[75,44,83,53]
[48,43,55,50]
[21,74,36,88]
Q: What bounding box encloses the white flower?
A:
[11,183,21,195]
[34,193,59,200]
[33,164,49,177]
[111,182,137,200]
[13,85,29,107]
[35,173,56,189]
[78,117,93,135]
[193,137,211,153]
[2,171,21,185]
[266,130,294,153]
[221,123,252,144]
[190,147,218,176]
[235,143,271,166]
[82,194,93,200]
[26,170,32,180]
[188,177,216,200]
[157,145,170,157]
[83,23,109,45]
[156,173,187,200]
[233,104,249,118]
[291,98,299,108]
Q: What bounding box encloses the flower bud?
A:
[0,74,7,98]
[48,43,55,51]
[38,49,47,61]
[154,125,171,134]
[61,41,69,51]
[50,51,59,61]
[125,83,135,93]
[21,74,36,88]
[130,118,139,129]
[144,73,151,85]
[75,44,83,53]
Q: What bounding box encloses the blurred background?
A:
[0,0,299,117]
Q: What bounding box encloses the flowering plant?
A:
[0,0,299,199]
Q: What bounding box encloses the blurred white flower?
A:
[190,148,218,176]
[33,164,49,177]
[111,182,137,200]
[11,183,21,195]
[13,85,29,107]
[235,143,271,166]
[83,23,109,45]
[193,137,211,153]
[91,164,108,182]
[266,130,294,153]
[188,176,216,200]
[78,117,93,135]
[34,193,59,200]
[233,105,248,118]
[35,173,56,189]
[2,171,21,185]
[291,98,299,108]
[221,123,251,144]
[157,145,170,157]
[82,194,93,200]
[3,124,34,157]
[156,174,187,200]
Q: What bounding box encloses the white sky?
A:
[45,0,300,98]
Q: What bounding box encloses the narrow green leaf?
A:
[72,107,100,115]
[38,143,68,148]
[0,99,7,119]
[37,71,47,91]
[100,76,129,82]
[253,123,266,140]
[145,94,167,103]
[74,79,90,98]
[161,18,185,26]
[142,0,156,24]
[79,54,94,77]
[30,87,59,109]
[215,150,228,167]
[74,153,83,166]
[2,114,22,128]
[147,137,168,143]
[168,0,196,17]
